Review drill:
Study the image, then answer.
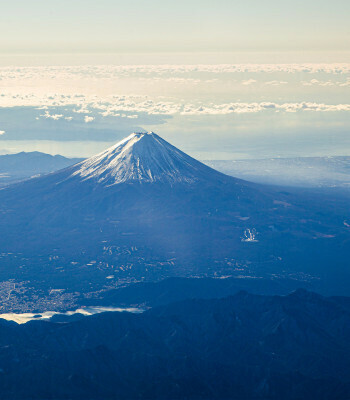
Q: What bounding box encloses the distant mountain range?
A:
[0,290,350,399]
[0,151,83,186]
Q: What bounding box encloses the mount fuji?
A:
[0,132,349,302]
[70,132,229,185]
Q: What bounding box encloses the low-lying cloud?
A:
[1,92,350,118]
[1,64,350,80]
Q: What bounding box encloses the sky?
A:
[0,1,349,159]
[1,0,350,56]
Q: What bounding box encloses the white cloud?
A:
[265,81,288,86]
[242,79,257,85]
[73,108,91,114]
[302,78,350,87]
[40,110,64,120]
[0,64,348,113]
[0,61,349,122]
[178,101,350,115]
[0,64,350,92]
[1,91,349,117]
[0,130,5,135]
[2,63,350,77]
[84,116,94,123]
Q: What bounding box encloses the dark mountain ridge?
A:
[0,290,350,399]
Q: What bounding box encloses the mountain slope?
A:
[0,132,349,306]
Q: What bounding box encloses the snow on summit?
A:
[71,132,226,186]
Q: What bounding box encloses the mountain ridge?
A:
[0,290,350,399]
[0,151,83,187]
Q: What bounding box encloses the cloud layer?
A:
[1,63,349,155]
[1,64,350,79]
[1,92,349,119]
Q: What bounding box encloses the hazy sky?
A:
[0,1,349,159]
[1,0,349,57]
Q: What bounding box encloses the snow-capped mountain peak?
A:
[70,131,227,186]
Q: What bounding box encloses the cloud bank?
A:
[1,64,350,80]
[1,92,349,118]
